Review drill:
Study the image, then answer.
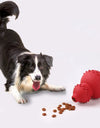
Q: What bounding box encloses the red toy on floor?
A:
[72,70,100,103]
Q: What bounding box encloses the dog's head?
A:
[18,53,53,91]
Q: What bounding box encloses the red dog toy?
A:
[72,70,100,103]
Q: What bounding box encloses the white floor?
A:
[0,0,100,128]
[0,53,100,128]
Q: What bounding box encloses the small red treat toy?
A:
[72,70,100,103]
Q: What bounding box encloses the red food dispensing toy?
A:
[72,70,100,103]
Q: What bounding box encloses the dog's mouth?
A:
[32,81,40,91]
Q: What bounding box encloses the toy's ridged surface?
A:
[81,70,100,98]
[72,83,92,103]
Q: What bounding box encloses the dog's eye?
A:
[31,64,35,68]
[26,61,32,66]
[27,62,35,67]
[39,65,44,70]
[29,65,35,72]
[39,66,44,70]
[38,62,44,70]
[29,68,34,72]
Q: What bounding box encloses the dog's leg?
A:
[9,86,27,104]
[8,63,27,104]
[41,83,65,91]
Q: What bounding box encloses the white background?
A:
[0,0,100,128]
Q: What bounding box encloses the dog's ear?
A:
[18,54,32,64]
[43,55,53,67]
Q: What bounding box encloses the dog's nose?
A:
[35,75,41,80]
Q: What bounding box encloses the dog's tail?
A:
[0,1,19,29]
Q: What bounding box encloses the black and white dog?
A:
[0,1,65,104]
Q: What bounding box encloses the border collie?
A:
[0,1,65,104]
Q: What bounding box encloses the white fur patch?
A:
[13,63,21,87]
[9,86,27,104]
[19,51,33,56]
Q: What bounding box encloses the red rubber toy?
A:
[72,70,100,103]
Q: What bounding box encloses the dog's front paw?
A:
[17,97,27,104]
[49,85,66,91]
[58,86,66,91]
[53,86,66,91]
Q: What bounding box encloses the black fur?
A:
[37,54,53,84]
[0,1,19,28]
[0,1,53,91]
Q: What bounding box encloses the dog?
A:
[0,1,65,104]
